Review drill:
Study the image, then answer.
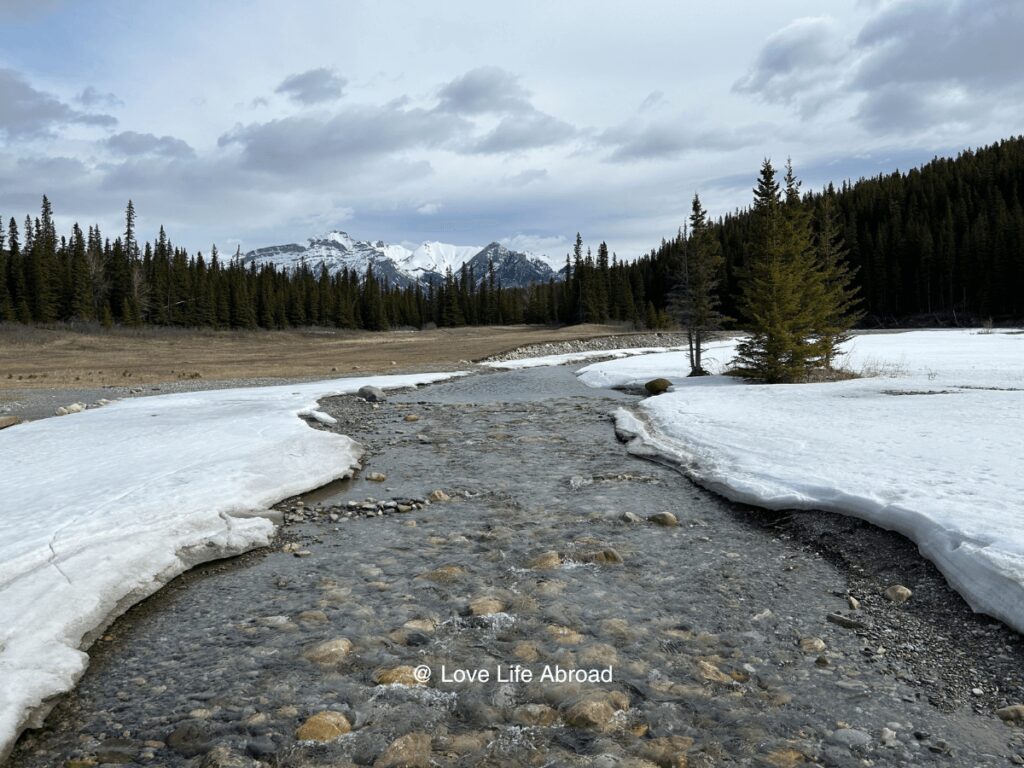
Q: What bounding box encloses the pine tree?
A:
[814,186,863,367]
[8,218,30,322]
[670,194,726,375]
[0,219,10,321]
[69,223,93,320]
[733,159,825,383]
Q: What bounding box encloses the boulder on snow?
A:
[358,385,386,402]
[644,378,672,395]
[0,415,21,430]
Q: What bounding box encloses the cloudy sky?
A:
[0,0,1021,260]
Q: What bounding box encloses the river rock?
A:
[996,704,1024,724]
[884,584,913,603]
[644,378,672,395]
[563,698,616,730]
[513,640,541,661]
[547,624,584,645]
[302,637,354,665]
[421,564,464,583]
[829,728,871,749]
[198,746,260,768]
[428,488,451,502]
[469,596,505,615]
[358,385,386,402]
[528,551,561,569]
[0,415,21,430]
[697,659,733,684]
[374,732,432,768]
[94,739,138,764]
[584,548,624,565]
[404,414,420,422]
[648,511,678,527]
[366,471,387,482]
[166,721,214,757]
[295,711,352,741]
[373,665,423,686]
[641,735,695,766]
[800,637,827,653]
[620,511,642,523]
[512,703,559,726]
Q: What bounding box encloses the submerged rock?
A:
[295,711,351,741]
[373,732,431,768]
[302,637,354,666]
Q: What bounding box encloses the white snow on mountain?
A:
[573,330,1024,635]
[243,230,560,287]
[399,241,483,279]
[0,371,462,761]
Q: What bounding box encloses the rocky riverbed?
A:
[7,365,1024,767]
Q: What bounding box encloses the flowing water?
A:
[8,366,1024,767]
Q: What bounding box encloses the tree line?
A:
[1,136,1021,334]
[0,199,660,331]
[697,135,1024,324]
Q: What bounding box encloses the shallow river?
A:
[9,366,1024,767]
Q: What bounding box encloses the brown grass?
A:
[0,323,638,392]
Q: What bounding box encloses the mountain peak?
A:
[244,231,560,289]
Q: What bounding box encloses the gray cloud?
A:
[0,68,116,140]
[854,0,1022,91]
[849,0,1023,134]
[468,110,576,154]
[600,120,759,162]
[106,131,195,159]
[504,168,548,187]
[638,91,665,112]
[732,16,844,113]
[275,67,347,104]
[76,86,123,109]
[218,103,468,174]
[0,0,65,19]
[735,1,1024,133]
[436,66,531,114]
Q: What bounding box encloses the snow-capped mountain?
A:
[243,231,559,288]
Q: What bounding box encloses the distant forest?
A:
[1,136,1022,331]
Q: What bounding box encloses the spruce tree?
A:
[69,223,93,320]
[0,220,9,321]
[733,159,823,383]
[670,194,726,376]
[814,186,863,367]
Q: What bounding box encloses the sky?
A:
[0,0,1021,261]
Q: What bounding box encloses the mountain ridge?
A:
[242,230,560,288]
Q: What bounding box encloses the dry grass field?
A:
[0,323,637,392]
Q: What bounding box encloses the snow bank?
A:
[482,345,689,370]
[0,371,460,760]
[575,338,740,387]
[581,331,1024,633]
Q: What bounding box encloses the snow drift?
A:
[0,371,460,760]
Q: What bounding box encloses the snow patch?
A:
[0,371,462,760]
[481,345,690,370]
[583,330,1024,633]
